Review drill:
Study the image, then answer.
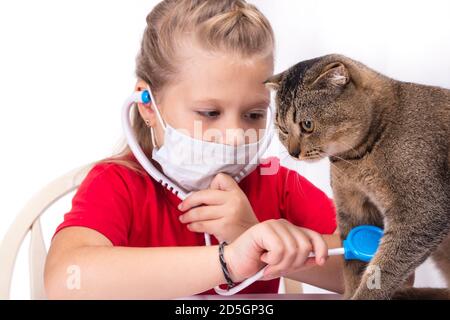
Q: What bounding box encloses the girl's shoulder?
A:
[79,159,155,200]
[55,161,153,247]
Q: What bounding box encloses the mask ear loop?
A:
[150,127,158,149]
[122,89,189,200]
[146,85,167,131]
[145,85,167,150]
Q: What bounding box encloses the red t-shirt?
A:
[54,156,336,295]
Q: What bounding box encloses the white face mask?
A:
[146,86,274,192]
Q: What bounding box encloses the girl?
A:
[44,0,344,299]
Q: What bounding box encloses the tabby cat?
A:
[265,54,450,299]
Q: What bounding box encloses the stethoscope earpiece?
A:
[141,90,151,104]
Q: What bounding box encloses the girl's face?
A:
[137,46,274,147]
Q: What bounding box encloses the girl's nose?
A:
[221,119,249,146]
[223,130,243,146]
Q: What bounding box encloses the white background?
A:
[0,0,448,298]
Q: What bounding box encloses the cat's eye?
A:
[301,120,315,134]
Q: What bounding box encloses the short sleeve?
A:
[53,163,133,246]
[279,167,337,235]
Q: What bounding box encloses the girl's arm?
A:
[45,227,226,299]
[45,220,338,299]
[284,234,345,294]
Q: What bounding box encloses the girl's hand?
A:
[178,173,259,243]
[224,219,328,282]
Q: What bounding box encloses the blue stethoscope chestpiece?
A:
[343,225,383,262]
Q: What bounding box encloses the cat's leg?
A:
[392,288,450,299]
[431,233,450,286]
[338,216,368,299]
[336,194,384,299]
[395,233,449,300]
[351,166,450,300]
[351,210,450,300]
[393,239,449,299]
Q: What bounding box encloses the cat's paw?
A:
[351,287,391,300]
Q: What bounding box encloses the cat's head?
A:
[266,54,378,162]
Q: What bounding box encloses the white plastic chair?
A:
[0,163,95,300]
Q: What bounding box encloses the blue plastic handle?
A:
[343,225,383,262]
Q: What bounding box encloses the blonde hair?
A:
[98,0,275,175]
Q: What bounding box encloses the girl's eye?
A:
[196,110,220,118]
[244,111,265,121]
[300,120,315,134]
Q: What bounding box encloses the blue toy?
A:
[343,225,383,262]
[309,225,383,262]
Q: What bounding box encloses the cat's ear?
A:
[311,62,350,89]
[264,72,284,91]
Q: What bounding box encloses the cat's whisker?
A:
[276,149,308,197]
[333,140,360,157]
[328,163,346,189]
[328,162,345,177]
[321,150,357,168]
[314,140,359,157]
[278,150,292,161]
[338,138,390,162]
[337,143,358,155]
[309,143,356,167]
[276,145,347,194]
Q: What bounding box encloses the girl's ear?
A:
[136,98,156,124]
[264,72,284,91]
[134,79,155,125]
[135,79,152,108]
[135,79,150,93]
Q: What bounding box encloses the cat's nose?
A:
[288,139,301,158]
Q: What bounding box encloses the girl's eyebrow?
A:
[191,98,270,110]
[242,99,270,110]
[242,92,271,109]
[191,98,223,108]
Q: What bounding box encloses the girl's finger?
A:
[256,223,284,267]
[287,228,313,270]
[209,173,239,192]
[186,220,219,235]
[178,189,225,211]
[303,257,318,268]
[300,228,328,266]
[179,205,223,224]
[262,222,298,277]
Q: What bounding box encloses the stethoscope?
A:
[122,90,383,296]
